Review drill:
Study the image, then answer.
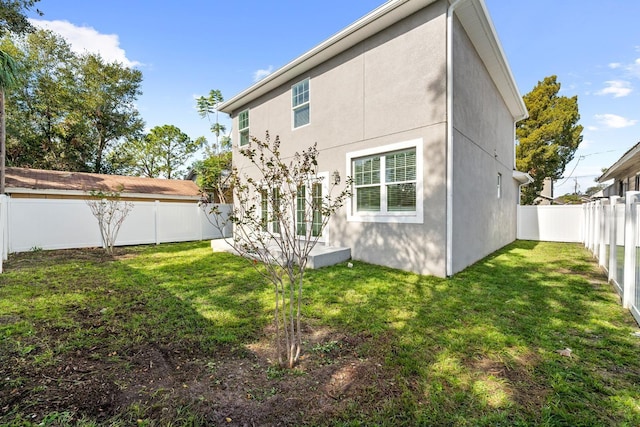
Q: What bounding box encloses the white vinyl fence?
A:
[517,205,584,242]
[518,200,640,325]
[0,195,232,272]
[583,194,640,326]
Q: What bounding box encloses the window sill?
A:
[347,212,423,224]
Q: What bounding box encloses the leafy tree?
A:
[3,30,80,170]
[196,89,229,153]
[0,49,17,193]
[122,125,205,179]
[1,30,144,173]
[194,150,232,202]
[555,193,584,205]
[0,0,42,191]
[75,53,145,173]
[0,0,42,37]
[516,75,583,205]
[585,184,605,197]
[210,133,351,368]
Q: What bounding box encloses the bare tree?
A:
[210,132,350,368]
[86,189,134,254]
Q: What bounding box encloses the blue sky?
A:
[27,0,640,194]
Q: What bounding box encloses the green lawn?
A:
[1,240,639,426]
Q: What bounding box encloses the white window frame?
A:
[295,171,329,242]
[256,172,330,240]
[291,78,310,129]
[238,109,249,146]
[497,173,502,198]
[346,139,423,224]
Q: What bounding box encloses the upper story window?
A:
[238,109,249,146]
[292,78,310,128]
[497,173,502,198]
[347,139,423,224]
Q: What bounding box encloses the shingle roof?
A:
[6,167,201,198]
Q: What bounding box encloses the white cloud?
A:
[628,58,640,78]
[596,80,632,97]
[595,113,638,128]
[609,62,622,69]
[253,66,274,82]
[586,125,598,131]
[30,19,140,67]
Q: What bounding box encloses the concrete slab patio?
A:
[210,238,351,269]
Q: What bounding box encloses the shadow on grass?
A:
[1,240,639,426]
[302,240,640,425]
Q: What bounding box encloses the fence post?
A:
[585,202,595,253]
[599,199,608,268]
[609,196,619,283]
[623,192,639,308]
[154,200,160,245]
[197,203,203,241]
[0,194,6,273]
[589,200,602,258]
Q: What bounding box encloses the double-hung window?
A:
[238,109,249,146]
[260,188,281,234]
[292,78,310,128]
[296,183,323,237]
[347,140,423,223]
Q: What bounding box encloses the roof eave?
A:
[597,141,640,182]
[219,0,436,115]
[219,0,527,121]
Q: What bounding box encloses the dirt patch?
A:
[1,328,401,426]
[5,247,126,270]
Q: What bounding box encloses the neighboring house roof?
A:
[598,141,640,182]
[219,0,527,121]
[5,167,201,200]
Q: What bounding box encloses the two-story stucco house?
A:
[219,0,530,277]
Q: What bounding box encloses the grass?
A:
[1,240,639,426]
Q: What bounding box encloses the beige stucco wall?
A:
[231,2,450,276]
[229,0,519,277]
[450,16,518,274]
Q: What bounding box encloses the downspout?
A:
[446,0,466,277]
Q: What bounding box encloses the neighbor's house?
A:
[5,167,202,202]
[598,141,640,197]
[219,0,530,277]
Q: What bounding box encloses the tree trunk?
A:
[1,89,5,194]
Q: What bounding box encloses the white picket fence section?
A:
[583,194,640,326]
[517,200,640,325]
[0,195,232,272]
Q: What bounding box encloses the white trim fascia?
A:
[345,138,424,224]
[6,187,201,201]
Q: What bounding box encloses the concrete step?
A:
[211,238,351,269]
[306,245,351,269]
